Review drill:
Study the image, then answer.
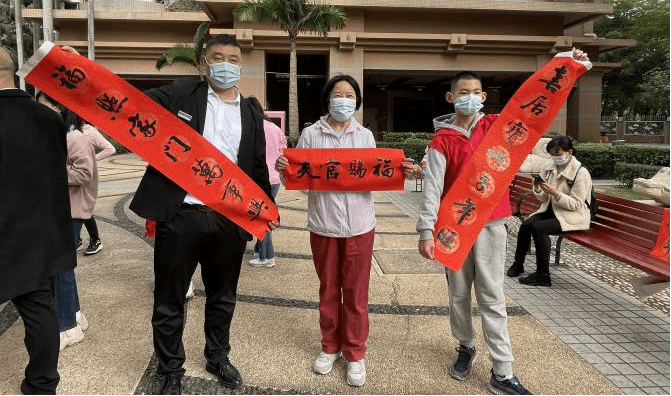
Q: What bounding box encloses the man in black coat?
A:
[0,46,75,394]
[127,34,277,394]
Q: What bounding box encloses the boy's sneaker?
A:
[75,310,88,331]
[84,238,103,255]
[449,345,476,380]
[59,325,85,351]
[506,262,524,277]
[313,351,341,374]
[249,258,275,268]
[488,369,532,395]
[346,359,366,387]
[519,272,551,287]
[76,237,83,251]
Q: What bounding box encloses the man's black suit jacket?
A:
[0,89,76,303]
[129,79,272,241]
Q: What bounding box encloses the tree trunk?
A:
[43,0,54,43]
[289,36,299,137]
[13,0,25,89]
[87,0,95,60]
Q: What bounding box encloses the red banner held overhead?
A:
[651,208,670,262]
[282,148,405,191]
[18,42,278,240]
[432,52,591,271]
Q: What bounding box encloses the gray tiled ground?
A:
[385,184,671,393]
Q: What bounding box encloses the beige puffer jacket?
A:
[533,156,592,232]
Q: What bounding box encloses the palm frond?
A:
[156,44,198,70]
[193,21,210,61]
[155,54,168,70]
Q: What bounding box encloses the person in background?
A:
[79,123,116,255]
[247,96,287,268]
[36,94,95,351]
[507,136,592,287]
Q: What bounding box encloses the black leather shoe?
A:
[160,373,182,395]
[519,272,551,287]
[206,356,243,389]
[506,262,524,277]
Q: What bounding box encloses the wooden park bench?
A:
[508,174,670,284]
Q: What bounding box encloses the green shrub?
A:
[614,146,670,167]
[614,162,664,187]
[102,134,131,155]
[287,135,300,148]
[382,132,416,142]
[574,143,616,177]
[378,139,431,163]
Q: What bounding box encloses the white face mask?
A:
[329,98,356,122]
[552,154,570,166]
[454,94,484,116]
[205,60,240,90]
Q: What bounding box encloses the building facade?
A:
[22,0,635,142]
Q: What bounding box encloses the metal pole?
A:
[43,0,54,43]
[87,0,95,60]
[13,0,25,89]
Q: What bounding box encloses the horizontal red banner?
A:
[283,148,405,191]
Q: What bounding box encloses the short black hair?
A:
[450,71,482,92]
[546,136,575,155]
[205,34,241,53]
[246,95,268,121]
[64,108,84,132]
[320,74,362,115]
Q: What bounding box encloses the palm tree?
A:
[233,0,346,137]
[155,21,210,77]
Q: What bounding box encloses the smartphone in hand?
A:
[531,173,545,184]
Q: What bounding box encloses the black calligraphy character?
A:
[520,95,548,116]
[539,66,567,93]
[163,135,192,162]
[437,229,458,250]
[191,159,223,185]
[297,161,320,179]
[321,159,341,181]
[95,93,128,120]
[51,65,86,90]
[128,113,157,138]
[372,157,395,178]
[222,179,244,203]
[348,159,367,178]
[247,199,265,221]
[454,198,476,225]
[504,121,528,148]
[476,174,490,192]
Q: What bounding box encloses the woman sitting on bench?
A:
[507,136,593,287]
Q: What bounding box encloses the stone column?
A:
[239,48,266,106]
[567,72,602,143]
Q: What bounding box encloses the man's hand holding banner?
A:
[18,42,278,240]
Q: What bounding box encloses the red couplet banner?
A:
[433,52,591,271]
[283,148,405,191]
[651,208,670,262]
[18,42,278,240]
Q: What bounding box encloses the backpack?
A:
[567,165,597,220]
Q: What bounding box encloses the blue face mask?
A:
[206,60,240,90]
[454,94,484,116]
[329,98,356,122]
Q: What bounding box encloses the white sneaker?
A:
[249,258,275,268]
[185,282,195,299]
[75,311,88,331]
[347,359,366,387]
[60,325,85,351]
[313,351,341,374]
